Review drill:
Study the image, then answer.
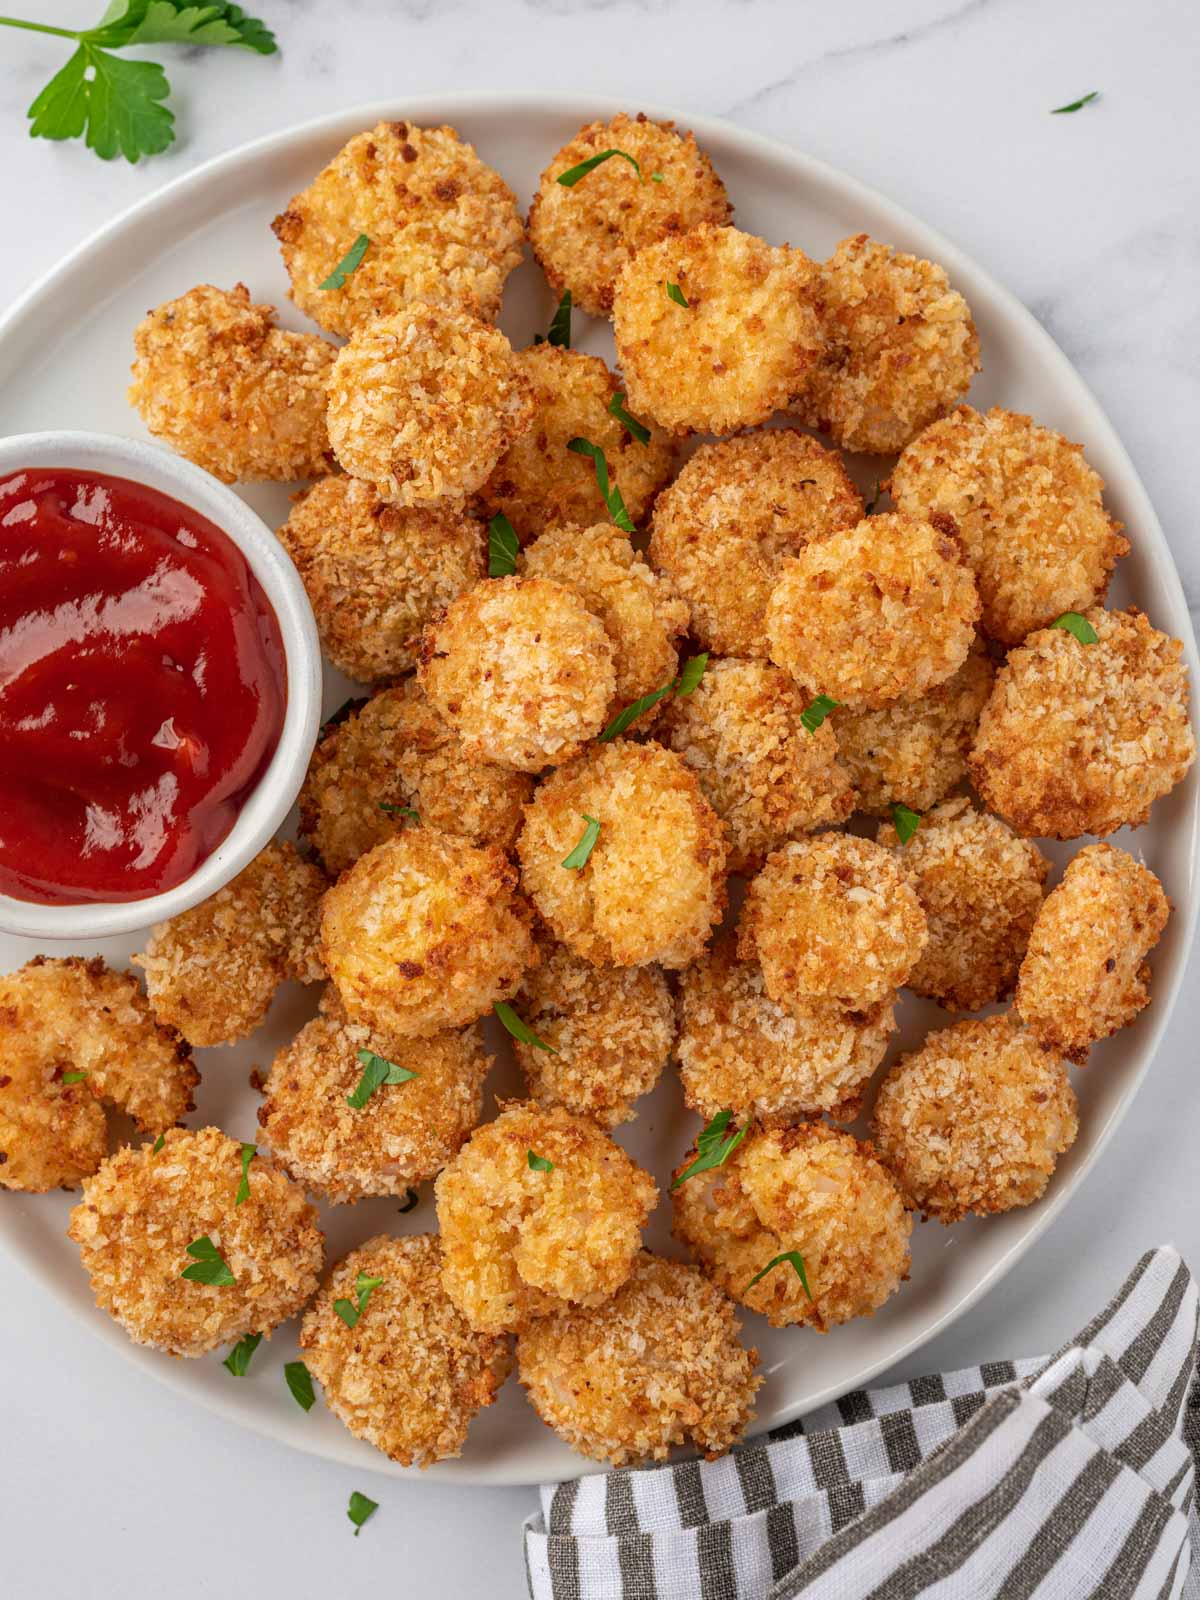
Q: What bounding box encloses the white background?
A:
[1,2,1199,1595]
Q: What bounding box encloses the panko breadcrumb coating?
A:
[128,283,335,483]
[802,234,980,455]
[299,681,531,876]
[512,940,674,1128]
[272,120,524,335]
[0,957,197,1192]
[877,796,1049,1013]
[738,834,926,1012]
[419,576,615,771]
[68,1127,323,1357]
[673,1123,911,1330]
[834,641,994,817]
[435,1101,657,1334]
[278,474,485,682]
[518,739,727,969]
[325,304,534,506]
[1016,844,1170,1063]
[612,223,824,435]
[301,1234,511,1467]
[872,1015,1078,1223]
[766,514,979,710]
[890,407,1128,646]
[521,522,690,730]
[528,112,732,318]
[648,430,865,659]
[676,937,896,1126]
[517,1252,759,1465]
[135,843,326,1049]
[480,345,675,539]
[969,607,1196,838]
[257,1005,491,1203]
[661,657,855,872]
[321,830,537,1039]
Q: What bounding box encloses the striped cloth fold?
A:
[524,1246,1200,1599]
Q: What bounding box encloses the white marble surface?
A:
[2,1,1199,1594]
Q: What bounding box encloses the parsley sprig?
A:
[556,147,648,186]
[346,1049,418,1110]
[607,391,650,445]
[800,694,839,734]
[1050,611,1099,644]
[181,1235,235,1287]
[666,282,689,308]
[1051,90,1099,114]
[891,803,921,845]
[672,1110,747,1191]
[347,1491,378,1536]
[494,1000,558,1055]
[318,233,370,291]
[284,1359,316,1412]
[598,653,708,742]
[234,1142,256,1207]
[567,436,636,532]
[527,1150,554,1174]
[546,289,572,348]
[745,1251,814,1299]
[488,512,520,577]
[222,1331,261,1377]
[561,814,601,870]
[334,1270,384,1330]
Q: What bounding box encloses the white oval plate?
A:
[0,93,1196,1487]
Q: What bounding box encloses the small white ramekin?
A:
[0,431,322,940]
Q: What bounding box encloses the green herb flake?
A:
[556,148,643,186]
[151,1133,165,1154]
[606,390,650,445]
[891,803,921,846]
[397,1188,419,1215]
[284,1359,316,1412]
[61,1070,88,1085]
[318,233,370,291]
[745,1250,813,1299]
[650,171,664,182]
[800,694,839,734]
[527,1150,554,1174]
[1051,90,1099,114]
[347,1490,379,1536]
[181,1235,235,1287]
[494,1000,558,1055]
[676,653,709,697]
[346,1048,419,1110]
[379,802,419,822]
[546,289,572,348]
[597,653,707,743]
[334,1270,385,1330]
[566,436,635,533]
[666,282,689,308]
[222,1331,262,1377]
[234,1141,256,1206]
[488,512,520,577]
[561,814,601,871]
[671,1110,747,1190]
[1050,611,1099,644]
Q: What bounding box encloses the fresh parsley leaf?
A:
[61,1070,88,1085]
[347,1490,378,1536]
[222,1331,262,1377]
[334,1271,384,1330]
[1051,90,1099,114]
[90,1,276,53]
[284,1359,316,1412]
[606,390,650,445]
[650,171,664,182]
[566,436,636,533]
[1050,611,1099,643]
[318,233,370,291]
[671,1110,747,1190]
[666,282,689,308]
[346,1048,418,1110]
[151,1133,165,1154]
[488,512,520,577]
[527,1150,554,1174]
[397,1188,419,1214]
[891,803,921,845]
[234,1141,256,1206]
[597,681,675,741]
[494,1000,558,1054]
[379,802,419,822]
[561,813,601,870]
[181,1235,235,1287]
[800,694,839,734]
[745,1250,813,1299]
[676,653,708,696]
[556,148,643,186]
[546,289,572,348]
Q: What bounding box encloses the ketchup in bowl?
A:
[0,468,286,905]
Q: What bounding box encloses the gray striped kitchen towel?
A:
[524,1245,1200,1598]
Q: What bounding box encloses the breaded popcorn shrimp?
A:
[612,223,824,435]
[802,234,980,454]
[68,1127,323,1357]
[890,407,1128,645]
[672,1123,911,1330]
[435,1101,657,1334]
[517,1252,760,1465]
[135,843,326,1049]
[872,1015,1078,1223]
[1015,843,1170,1062]
[738,834,926,1012]
[0,957,197,1192]
[766,514,979,709]
[272,120,524,335]
[325,304,534,505]
[128,283,335,482]
[649,430,865,659]
[320,830,537,1039]
[969,607,1196,838]
[301,1234,511,1467]
[299,681,532,876]
[517,739,727,969]
[278,474,485,683]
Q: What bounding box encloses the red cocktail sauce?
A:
[0,468,286,904]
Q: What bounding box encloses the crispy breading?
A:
[68,1126,323,1357]
[128,282,335,482]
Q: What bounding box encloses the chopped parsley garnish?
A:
[607,390,650,444]
[379,802,419,822]
[891,803,921,845]
[556,148,644,186]
[151,1133,165,1155]
[676,652,709,697]
[61,1070,88,1085]
[494,1001,558,1054]
[181,1235,235,1287]
[598,653,708,741]
[222,1331,262,1377]
[346,1049,419,1110]
[347,1490,379,1536]
[527,1150,554,1174]
[566,436,635,533]
[1050,611,1099,643]
[334,1270,384,1330]
[671,1110,747,1191]
[546,289,572,348]
[284,1360,316,1412]
[745,1251,813,1299]
[234,1141,256,1207]
[318,233,370,290]
[561,814,601,870]
[488,512,520,577]
[650,171,664,182]
[800,694,839,734]
[1051,90,1099,114]
[666,282,689,308]
[397,1188,419,1214]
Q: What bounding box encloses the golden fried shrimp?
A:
[299,681,532,876]
[0,957,197,1193]
[676,937,896,1126]
[612,223,824,435]
[802,234,980,455]
[872,1015,1078,1224]
[325,304,534,505]
[517,1252,759,1465]
[300,1233,510,1466]
[278,474,485,682]
[128,283,335,483]
[480,344,675,539]
[257,1004,491,1203]
[1015,844,1170,1063]
[766,514,979,710]
[528,112,732,317]
[517,739,727,969]
[648,430,864,659]
[68,1127,323,1357]
[320,829,537,1039]
[511,939,674,1129]
[889,407,1128,646]
[435,1101,657,1334]
[520,522,690,730]
[419,576,615,771]
[134,843,326,1049]
[833,641,994,816]
[969,607,1196,838]
[272,120,524,335]
[738,834,926,1012]
[661,657,855,873]
[877,796,1049,1013]
[672,1123,911,1331]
